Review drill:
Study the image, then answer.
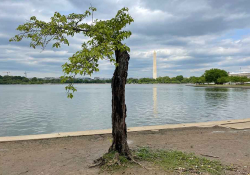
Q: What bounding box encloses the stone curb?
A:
[0,118,250,142]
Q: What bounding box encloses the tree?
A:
[198,76,206,84]
[203,68,228,84]
[31,77,38,82]
[230,76,249,85]
[127,78,139,84]
[10,7,134,156]
[217,76,229,84]
[189,76,199,84]
[181,78,189,83]
[176,75,184,82]
[156,76,170,83]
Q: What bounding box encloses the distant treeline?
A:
[192,69,250,85]
[127,75,188,84]
[1,69,250,85]
[0,75,111,84]
[128,69,250,84]
[127,76,250,84]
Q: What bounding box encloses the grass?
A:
[135,147,226,174]
[100,147,228,174]
[237,84,250,86]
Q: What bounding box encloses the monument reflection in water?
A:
[153,86,158,117]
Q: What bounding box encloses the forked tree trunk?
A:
[109,49,130,156]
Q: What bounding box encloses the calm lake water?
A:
[0,84,250,137]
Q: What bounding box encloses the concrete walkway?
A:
[1,118,250,142]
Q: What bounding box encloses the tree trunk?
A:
[109,49,130,156]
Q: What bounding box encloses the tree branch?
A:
[72,27,89,32]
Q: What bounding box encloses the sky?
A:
[1,0,250,78]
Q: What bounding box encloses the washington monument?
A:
[153,51,157,79]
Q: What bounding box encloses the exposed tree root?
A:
[128,155,151,170]
[88,157,105,168]
[89,151,151,170]
[89,152,121,168]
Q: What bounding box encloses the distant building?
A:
[77,77,92,80]
[100,78,111,80]
[77,77,110,81]
[94,77,100,80]
[43,77,60,80]
[229,72,250,78]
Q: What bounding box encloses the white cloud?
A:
[1,0,250,78]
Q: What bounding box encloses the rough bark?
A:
[109,49,130,156]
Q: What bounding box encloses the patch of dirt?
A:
[0,126,250,174]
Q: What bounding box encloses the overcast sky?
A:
[1,0,250,78]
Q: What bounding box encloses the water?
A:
[0,84,249,137]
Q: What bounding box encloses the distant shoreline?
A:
[190,84,250,89]
[2,84,250,88]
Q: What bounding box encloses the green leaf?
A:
[10,6,134,98]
